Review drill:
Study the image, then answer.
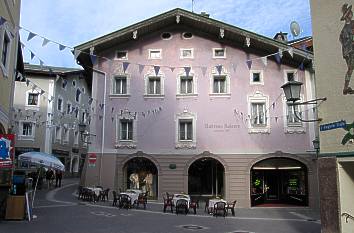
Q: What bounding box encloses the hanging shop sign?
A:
[88,153,97,167]
[0,134,15,169]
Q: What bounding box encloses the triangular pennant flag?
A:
[299,62,304,71]
[169,67,175,73]
[153,66,160,76]
[231,63,237,72]
[32,84,37,92]
[246,60,252,69]
[27,32,37,41]
[30,51,35,60]
[275,117,278,122]
[123,62,130,73]
[201,66,207,76]
[90,54,97,65]
[288,47,294,58]
[138,64,145,74]
[0,16,6,26]
[40,90,45,95]
[42,38,50,47]
[59,44,66,51]
[39,59,44,67]
[74,49,81,60]
[275,52,281,64]
[20,42,25,50]
[216,65,223,75]
[261,57,267,66]
[21,75,26,82]
[26,80,30,86]
[184,66,191,76]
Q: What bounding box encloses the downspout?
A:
[93,68,106,186]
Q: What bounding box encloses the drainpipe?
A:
[93,68,106,186]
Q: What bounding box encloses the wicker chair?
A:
[119,194,132,209]
[175,199,188,215]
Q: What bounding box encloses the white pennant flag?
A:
[74,49,81,60]
[42,38,50,47]
[288,47,294,58]
[261,56,267,66]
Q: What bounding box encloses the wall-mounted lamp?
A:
[78,122,95,144]
[281,81,327,122]
[312,137,320,158]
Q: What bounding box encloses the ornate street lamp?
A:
[78,122,94,144]
[281,81,327,122]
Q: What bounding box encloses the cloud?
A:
[20,0,311,68]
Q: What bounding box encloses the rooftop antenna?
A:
[192,0,194,12]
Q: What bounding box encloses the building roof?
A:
[24,63,83,75]
[75,8,313,72]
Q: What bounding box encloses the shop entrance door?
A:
[264,171,279,201]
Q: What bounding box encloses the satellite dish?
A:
[290,21,301,37]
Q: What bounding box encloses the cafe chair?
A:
[100,188,110,202]
[77,186,84,200]
[189,199,198,215]
[213,201,226,217]
[112,191,119,207]
[119,194,132,209]
[136,192,148,209]
[204,201,212,214]
[163,195,174,213]
[175,199,189,215]
[226,200,237,216]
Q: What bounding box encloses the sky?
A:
[19,0,312,68]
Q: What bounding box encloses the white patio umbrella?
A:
[18,152,65,208]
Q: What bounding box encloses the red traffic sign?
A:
[88,153,97,164]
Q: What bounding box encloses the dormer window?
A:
[161,32,172,40]
[213,48,226,58]
[116,51,128,60]
[182,32,193,39]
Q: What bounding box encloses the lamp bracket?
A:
[291,97,327,122]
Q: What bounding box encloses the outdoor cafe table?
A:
[172,194,190,208]
[86,187,103,197]
[120,189,141,204]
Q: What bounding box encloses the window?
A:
[64,128,69,143]
[284,70,297,83]
[287,103,301,124]
[161,32,172,40]
[180,76,193,94]
[213,76,226,93]
[1,33,9,68]
[179,119,193,141]
[148,77,161,95]
[213,48,226,58]
[148,49,161,59]
[27,93,39,106]
[72,80,76,87]
[75,89,81,102]
[74,131,79,145]
[75,108,79,119]
[180,48,193,59]
[82,112,87,124]
[182,32,193,39]
[22,122,33,136]
[248,92,270,134]
[113,76,127,95]
[62,79,68,89]
[55,126,62,141]
[67,102,72,114]
[250,70,264,85]
[251,103,266,126]
[57,98,63,112]
[120,119,133,141]
[0,26,12,75]
[175,110,196,149]
[116,51,128,60]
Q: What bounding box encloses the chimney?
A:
[200,12,210,18]
[273,31,288,42]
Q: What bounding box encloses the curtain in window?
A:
[179,122,185,140]
[23,123,32,136]
[187,122,192,140]
[121,120,133,140]
[187,79,193,93]
[28,94,38,105]
[259,104,264,124]
[155,79,161,94]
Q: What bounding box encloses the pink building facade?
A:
[76,9,319,208]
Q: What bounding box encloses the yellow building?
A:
[311,1,354,232]
[0,0,23,134]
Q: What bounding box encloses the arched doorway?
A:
[123,157,158,198]
[250,157,308,207]
[188,157,225,198]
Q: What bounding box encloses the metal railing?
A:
[342,212,354,223]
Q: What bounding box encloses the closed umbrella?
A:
[18,152,65,209]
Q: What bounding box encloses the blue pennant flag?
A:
[0,16,6,26]
[90,54,97,65]
[184,66,191,77]
[216,65,223,75]
[246,60,252,69]
[123,62,130,73]
[27,32,37,41]
[299,62,304,71]
[59,44,66,51]
[153,66,160,76]
[275,52,281,64]
[138,64,145,74]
